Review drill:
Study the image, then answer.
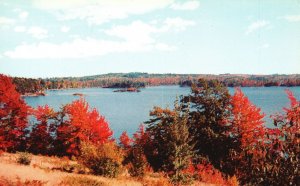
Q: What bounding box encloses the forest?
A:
[11,72,300,94]
[1,73,299,185]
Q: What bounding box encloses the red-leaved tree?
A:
[119,131,133,149]
[133,124,148,146]
[28,105,56,154]
[240,90,300,185]
[56,99,113,156]
[0,74,29,152]
[263,90,300,185]
[230,88,266,150]
[125,124,151,177]
[227,88,266,182]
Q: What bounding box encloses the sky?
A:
[0,0,300,78]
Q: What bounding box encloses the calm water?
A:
[24,86,300,138]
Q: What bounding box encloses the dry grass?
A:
[0,152,214,186]
[0,176,47,186]
[58,176,107,186]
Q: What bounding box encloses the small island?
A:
[113,87,141,93]
[73,93,84,96]
[102,81,144,93]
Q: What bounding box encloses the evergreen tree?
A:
[146,99,194,183]
[181,79,233,171]
[165,101,194,183]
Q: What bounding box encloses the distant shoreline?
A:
[21,92,46,97]
[21,85,300,97]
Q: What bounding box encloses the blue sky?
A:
[0,0,299,78]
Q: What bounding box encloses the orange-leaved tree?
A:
[56,99,113,156]
[228,88,266,183]
[0,74,29,152]
[230,88,266,150]
[119,131,133,149]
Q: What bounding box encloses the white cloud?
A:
[164,17,195,31]
[106,21,158,44]
[106,18,195,41]
[32,0,87,9]
[258,43,270,49]
[13,26,48,39]
[27,26,48,39]
[155,43,176,51]
[19,11,28,20]
[170,0,200,10]
[283,15,300,22]
[61,26,70,32]
[32,0,174,25]
[245,20,269,35]
[70,34,80,39]
[3,37,173,59]
[0,17,15,25]
[13,8,21,12]
[14,26,26,32]
[4,17,195,59]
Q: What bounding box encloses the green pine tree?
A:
[146,99,194,184]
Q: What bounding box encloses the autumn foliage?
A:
[230,88,266,150]
[121,125,152,177]
[119,131,133,149]
[1,75,299,185]
[57,99,113,156]
[28,105,56,154]
[183,162,238,186]
[0,74,29,151]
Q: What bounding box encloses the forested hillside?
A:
[10,72,300,94]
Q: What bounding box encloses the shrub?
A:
[123,125,152,177]
[127,147,149,177]
[227,175,239,186]
[182,162,234,186]
[194,163,227,185]
[169,173,193,185]
[79,141,123,178]
[61,161,77,173]
[90,157,120,177]
[17,152,32,165]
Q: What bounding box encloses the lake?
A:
[24,86,300,138]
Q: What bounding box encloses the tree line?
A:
[1,74,299,185]
[10,73,300,94]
